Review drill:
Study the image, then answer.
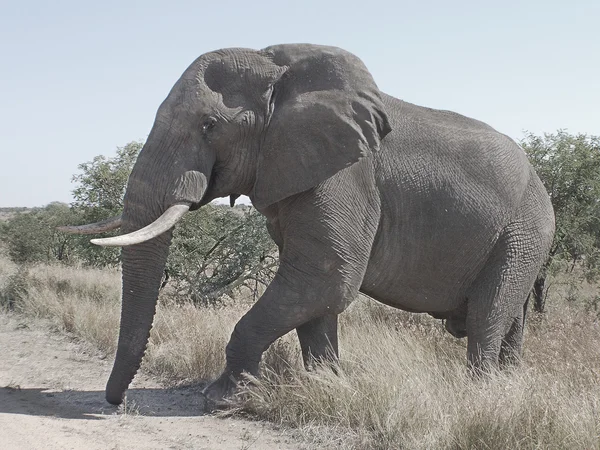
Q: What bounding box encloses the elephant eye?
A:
[202,117,217,134]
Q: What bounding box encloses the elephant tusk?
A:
[90,204,190,247]
[57,215,123,235]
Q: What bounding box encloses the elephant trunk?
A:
[105,233,171,405]
[105,131,210,405]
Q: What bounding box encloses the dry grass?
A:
[241,301,600,449]
[3,262,121,354]
[2,255,600,449]
[145,300,246,382]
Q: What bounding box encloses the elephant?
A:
[62,44,555,406]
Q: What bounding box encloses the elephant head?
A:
[66,44,390,405]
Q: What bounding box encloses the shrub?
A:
[167,204,277,305]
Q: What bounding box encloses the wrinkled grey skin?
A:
[105,44,555,406]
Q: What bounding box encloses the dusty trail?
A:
[0,313,301,449]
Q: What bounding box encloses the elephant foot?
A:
[201,372,240,409]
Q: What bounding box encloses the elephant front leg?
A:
[201,272,344,405]
[296,314,339,370]
[202,169,380,405]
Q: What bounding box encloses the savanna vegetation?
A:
[1,130,600,449]
[0,141,277,305]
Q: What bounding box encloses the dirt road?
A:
[0,313,301,449]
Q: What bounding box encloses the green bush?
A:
[523,131,600,311]
[0,202,83,265]
[167,204,277,305]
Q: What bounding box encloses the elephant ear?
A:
[252,44,391,209]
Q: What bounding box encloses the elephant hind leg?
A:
[296,314,339,370]
[466,174,554,374]
[465,227,547,374]
[498,311,525,368]
[498,295,530,368]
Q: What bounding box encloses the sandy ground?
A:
[0,313,302,450]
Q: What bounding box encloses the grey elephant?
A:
[63,44,555,405]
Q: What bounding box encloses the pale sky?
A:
[1,0,598,207]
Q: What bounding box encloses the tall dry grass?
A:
[2,255,600,449]
[0,258,250,382]
[242,301,600,449]
[145,300,247,382]
[2,262,121,354]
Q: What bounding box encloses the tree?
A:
[69,141,143,266]
[1,203,83,264]
[71,141,143,217]
[522,131,600,312]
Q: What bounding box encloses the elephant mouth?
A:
[194,194,213,210]
[193,169,220,209]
